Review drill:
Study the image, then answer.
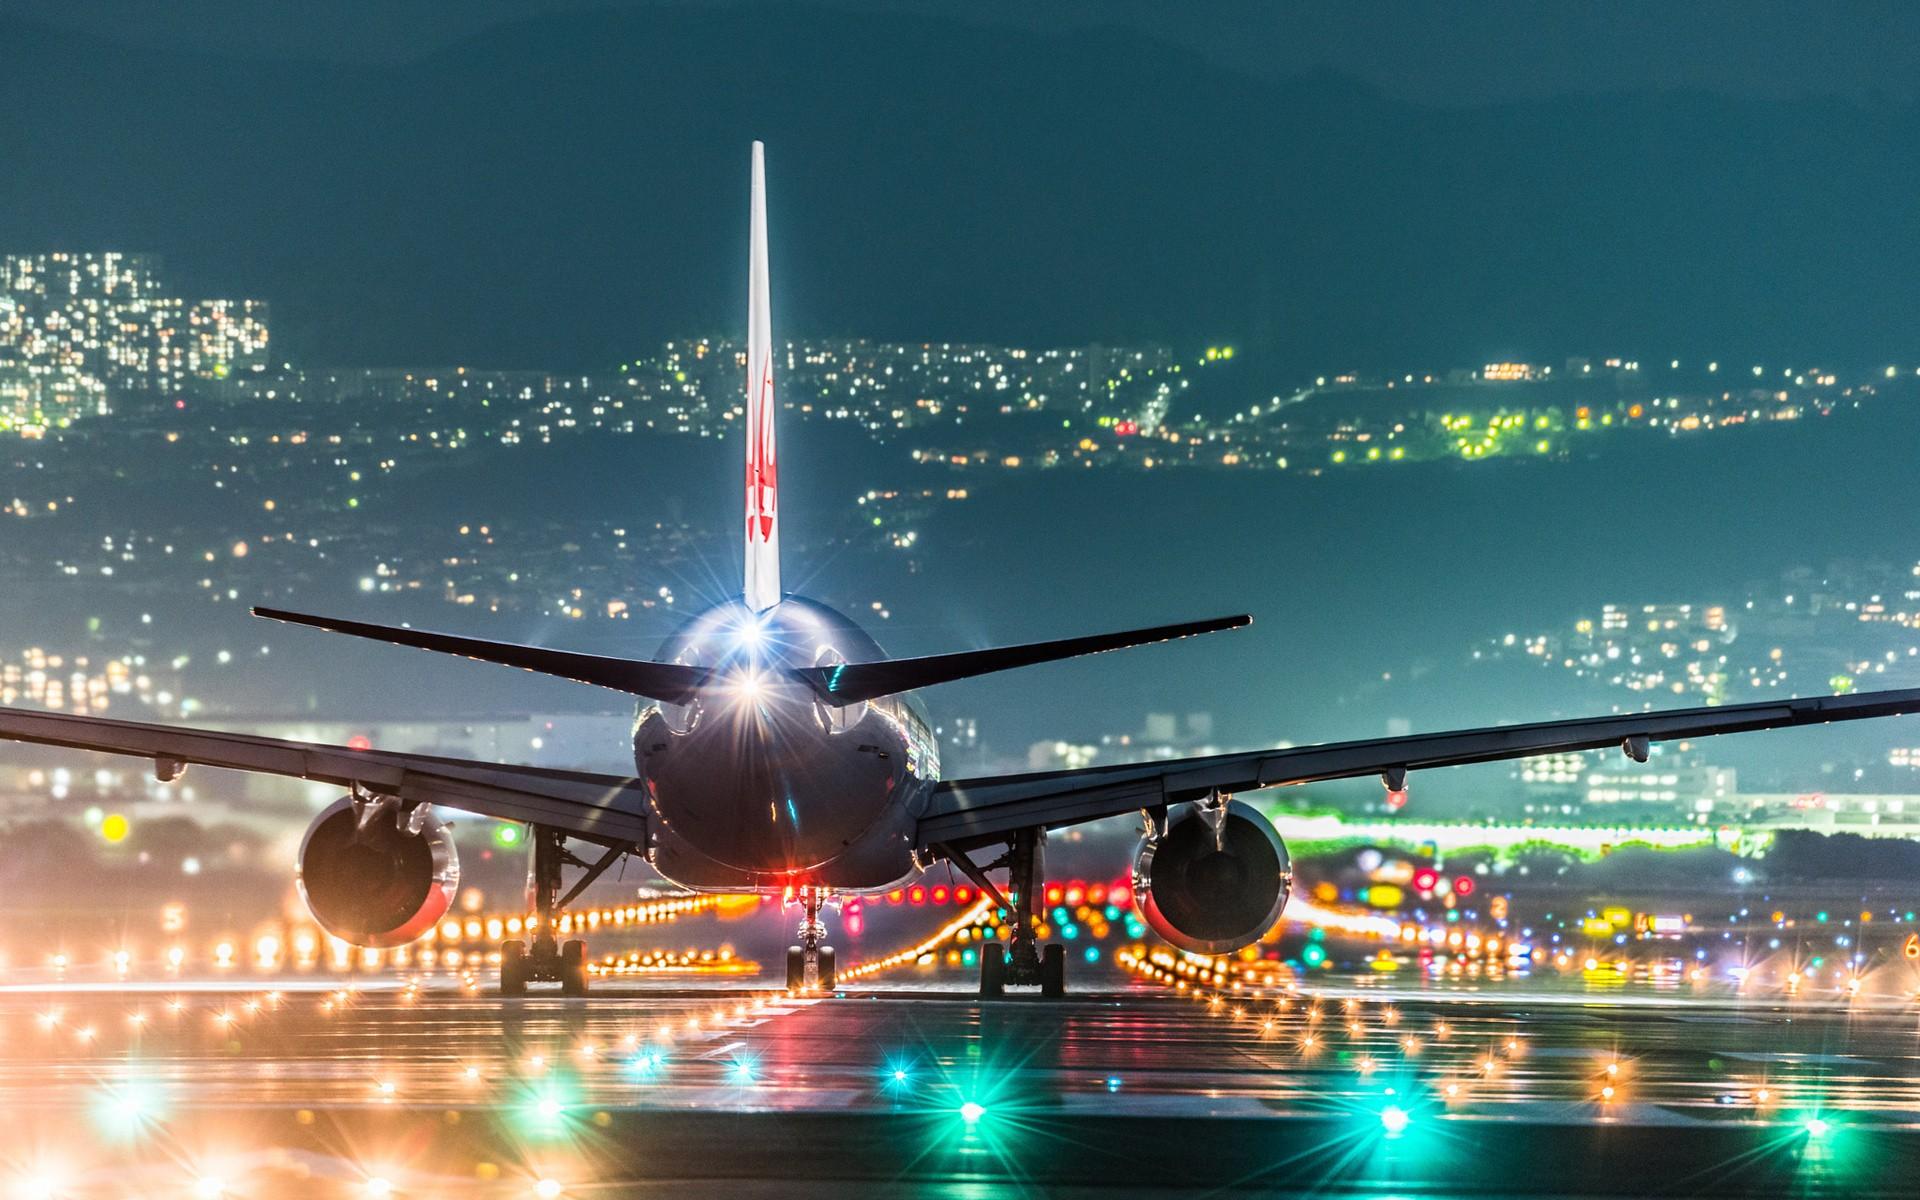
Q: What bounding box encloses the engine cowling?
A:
[1132,800,1291,955]
[297,796,460,948]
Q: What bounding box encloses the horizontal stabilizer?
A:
[789,614,1251,706]
[252,607,709,704]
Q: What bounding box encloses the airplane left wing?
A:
[0,705,649,845]
[918,685,1920,852]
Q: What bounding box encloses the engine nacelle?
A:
[1132,800,1291,955]
[297,796,460,948]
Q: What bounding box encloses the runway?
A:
[3,976,1920,1197]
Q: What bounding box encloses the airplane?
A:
[6,141,1920,999]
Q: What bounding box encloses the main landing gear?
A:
[785,886,837,992]
[498,826,636,998]
[939,827,1065,999]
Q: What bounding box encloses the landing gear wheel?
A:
[1040,943,1066,998]
[559,939,589,996]
[980,942,1007,997]
[500,939,528,997]
[818,946,837,992]
[786,946,805,991]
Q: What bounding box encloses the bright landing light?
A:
[959,1101,986,1123]
[1379,1106,1411,1135]
[1804,1117,1831,1138]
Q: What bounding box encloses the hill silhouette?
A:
[2,7,1916,374]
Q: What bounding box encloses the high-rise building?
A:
[0,252,269,433]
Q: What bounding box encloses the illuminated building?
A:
[1517,751,1739,822]
[0,252,269,433]
[1480,362,1538,382]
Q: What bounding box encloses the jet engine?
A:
[1132,799,1291,955]
[297,795,460,948]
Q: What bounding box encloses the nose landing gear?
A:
[785,885,837,991]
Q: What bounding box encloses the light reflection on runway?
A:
[2,978,1919,1196]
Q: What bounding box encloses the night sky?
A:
[3,1,1917,375]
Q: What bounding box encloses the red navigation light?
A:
[1413,869,1439,893]
[1384,789,1408,812]
[908,886,926,906]
[346,734,372,752]
[931,886,949,905]
[1454,876,1476,898]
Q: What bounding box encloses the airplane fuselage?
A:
[633,596,939,891]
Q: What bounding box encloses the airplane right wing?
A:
[918,685,1920,853]
[0,705,649,845]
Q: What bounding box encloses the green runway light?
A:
[494,824,523,847]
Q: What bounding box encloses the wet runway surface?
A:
[4,977,1920,1196]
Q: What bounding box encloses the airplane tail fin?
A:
[253,604,1247,709]
[743,140,782,612]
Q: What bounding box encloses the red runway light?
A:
[931,886,949,905]
[908,886,926,905]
